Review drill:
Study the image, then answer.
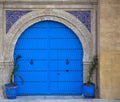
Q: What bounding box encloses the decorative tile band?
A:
[68,11,91,32]
[6,10,31,33]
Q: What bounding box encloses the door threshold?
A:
[17,95,84,99]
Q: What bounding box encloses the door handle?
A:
[30,59,33,65]
[66,59,69,65]
[66,69,69,72]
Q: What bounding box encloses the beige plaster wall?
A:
[100,0,120,99]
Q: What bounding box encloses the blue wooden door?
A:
[14,20,83,95]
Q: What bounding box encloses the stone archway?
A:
[4,9,92,63]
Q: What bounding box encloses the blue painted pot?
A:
[5,83,18,99]
[83,84,95,98]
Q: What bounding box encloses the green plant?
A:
[10,55,24,85]
[87,56,98,85]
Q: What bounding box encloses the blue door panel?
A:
[15,72,48,81]
[15,50,49,59]
[14,61,48,71]
[49,72,58,81]
[16,83,49,95]
[50,39,81,49]
[57,82,83,95]
[21,28,48,38]
[15,40,48,49]
[58,50,83,59]
[58,82,83,90]
[49,51,58,59]
[50,28,77,38]
[49,61,58,70]
[14,20,83,95]
[58,72,83,81]
[58,61,83,70]
[49,83,59,92]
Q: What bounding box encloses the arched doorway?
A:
[14,20,83,95]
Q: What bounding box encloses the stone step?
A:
[0,96,120,102]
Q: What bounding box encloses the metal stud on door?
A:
[14,20,83,95]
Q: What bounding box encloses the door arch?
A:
[14,20,83,95]
[5,10,92,62]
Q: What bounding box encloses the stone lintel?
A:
[0,0,98,5]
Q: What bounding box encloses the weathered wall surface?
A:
[100,0,120,99]
[0,3,4,98]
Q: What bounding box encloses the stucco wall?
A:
[100,0,120,99]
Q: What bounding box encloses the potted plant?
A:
[4,55,23,99]
[83,56,98,98]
